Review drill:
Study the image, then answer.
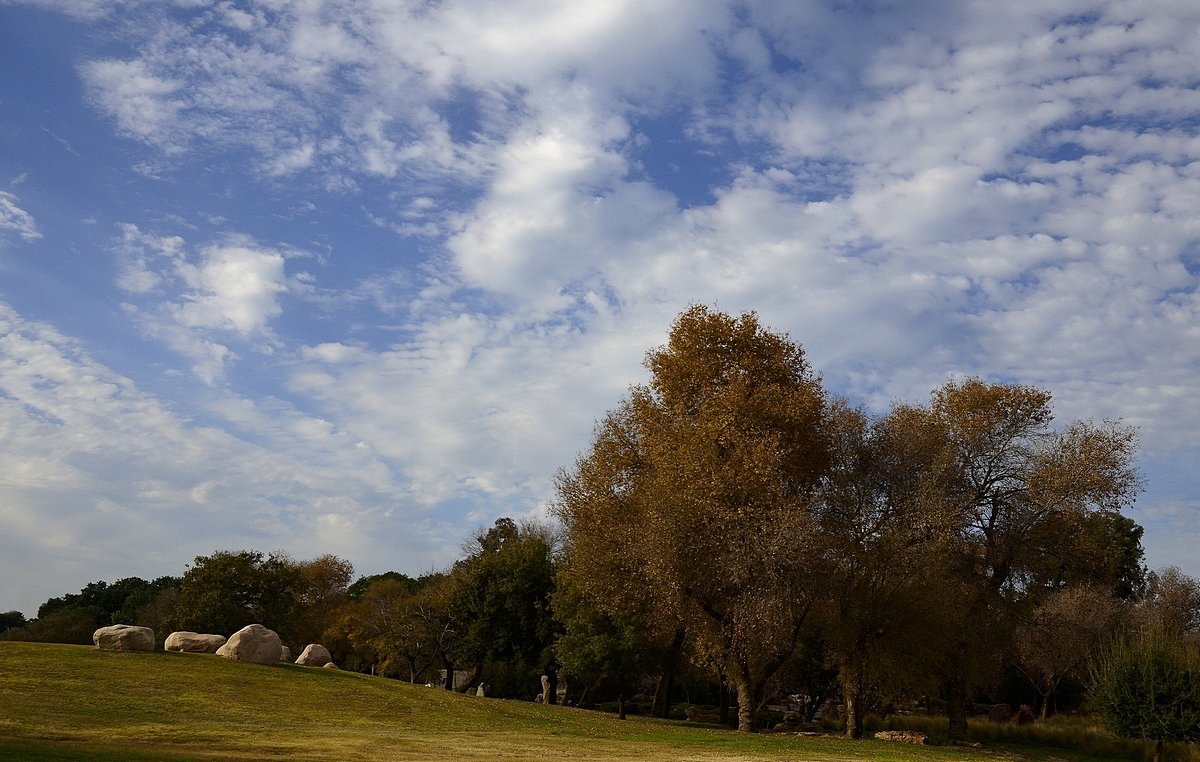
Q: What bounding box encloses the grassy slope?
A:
[0,643,1120,762]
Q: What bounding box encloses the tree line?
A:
[3,306,1197,751]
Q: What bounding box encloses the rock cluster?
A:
[93,623,344,673]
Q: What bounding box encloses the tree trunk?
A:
[730,668,761,733]
[546,672,558,705]
[946,675,968,742]
[1153,738,1164,762]
[718,675,730,726]
[455,662,483,693]
[578,676,603,709]
[618,684,627,721]
[842,660,866,739]
[652,628,686,718]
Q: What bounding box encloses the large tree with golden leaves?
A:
[554,305,829,732]
[925,378,1140,739]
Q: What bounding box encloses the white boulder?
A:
[165,631,226,653]
[93,624,155,652]
[295,643,332,667]
[215,624,282,665]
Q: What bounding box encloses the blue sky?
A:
[1,0,1198,617]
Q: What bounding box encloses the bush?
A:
[1089,626,1200,761]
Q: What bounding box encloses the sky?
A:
[1,1,1197,618]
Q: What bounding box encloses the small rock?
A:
[322,662,339,669]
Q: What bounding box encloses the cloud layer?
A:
[0,0,1197,614]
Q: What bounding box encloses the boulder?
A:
[476,683,487,697]
[280,645,293,662]
[771,711,821,734]
[1017,704,1035,725]
[874,731,928,745]
[295,643,333,666]
[322,662,339,669]
[93,624,155,652]
[164,631,226,654]
[987,703,1012,723]
[215,624,282,665]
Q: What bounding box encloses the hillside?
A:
[0,643,1107,762]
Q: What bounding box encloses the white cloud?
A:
[4,0,1200,608]
[0,191,41,242]
[172,243,287,334]
[0,301,454,616]
[80,59,184,150]
[113,225,293,382]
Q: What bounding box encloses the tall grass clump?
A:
[881,712,1182,760]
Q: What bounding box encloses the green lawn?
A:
[0,643,1132,761]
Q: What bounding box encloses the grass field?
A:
[0,642,1142,761]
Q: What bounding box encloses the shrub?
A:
[1088,625,1200,762]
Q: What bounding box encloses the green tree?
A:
[1089,624,1200,762]
[169,550,302,641]
[347,571,418,601]
[0,611,27,633]
[552,568,657,718]
[449,518,558,697]
[36,576,179,628]
[0,607,96,644]
[555,306,829,732]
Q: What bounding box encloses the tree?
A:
[347,571,418,601]
[1089,624,1200,762]
[1014,584,1122,719]
[36,576,179,628]
[0,611,27,633]
[924,378,1140,740]
[1136,567,1200,639]
[169,550,302,640]
[341,573,456,683]
[554,306,830,732]
[815,401,956,737]
[553,567,659,717]
[292,554,354,647]
[0,607,96,644]
[449,518,559,697]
